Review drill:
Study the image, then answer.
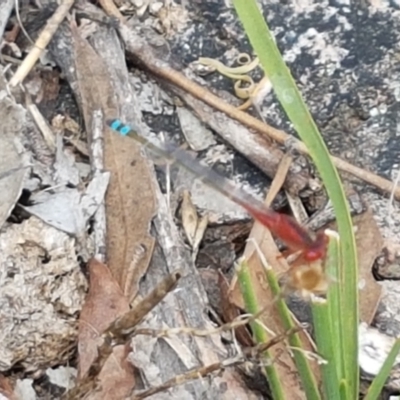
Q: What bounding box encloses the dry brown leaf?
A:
[181,189,198,246]
[78,258,130,376]
[192,214,208,254]
[181,190,208,256]
[351,209,383,324]
[71,24,156,300]
[89,343,135,400]
[104,132,156,299]
[218,272,253,347]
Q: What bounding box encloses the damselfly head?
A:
[302,231,329,263]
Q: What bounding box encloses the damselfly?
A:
[108,119,328,266]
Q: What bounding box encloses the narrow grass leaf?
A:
[236,260,285,400]
[262,267,321,400]
[364,339,400,400]
[311,233,342,399]
[232,1,359,397]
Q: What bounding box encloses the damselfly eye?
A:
[303,233,328,262]
[304,250,323,262]
[110,119,329,270]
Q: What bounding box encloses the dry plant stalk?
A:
[10,0,75,86]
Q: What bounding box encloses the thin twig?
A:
[9,0,75,86]
[133,309,266,339]
[132,326,301,399]
[98,0,125,22]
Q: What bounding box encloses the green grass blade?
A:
[324,232,346,381]
[311,234,342,399]
[364,339,400,400]
[236,260,285,400]
[232,1,359,397]
[340,379,349,399]
[262,267,321,400]
[237,257,321,399]
[312,301,339,399]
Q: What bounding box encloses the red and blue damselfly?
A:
[108,119,329,268]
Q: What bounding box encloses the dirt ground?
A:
[1,0,400,399]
